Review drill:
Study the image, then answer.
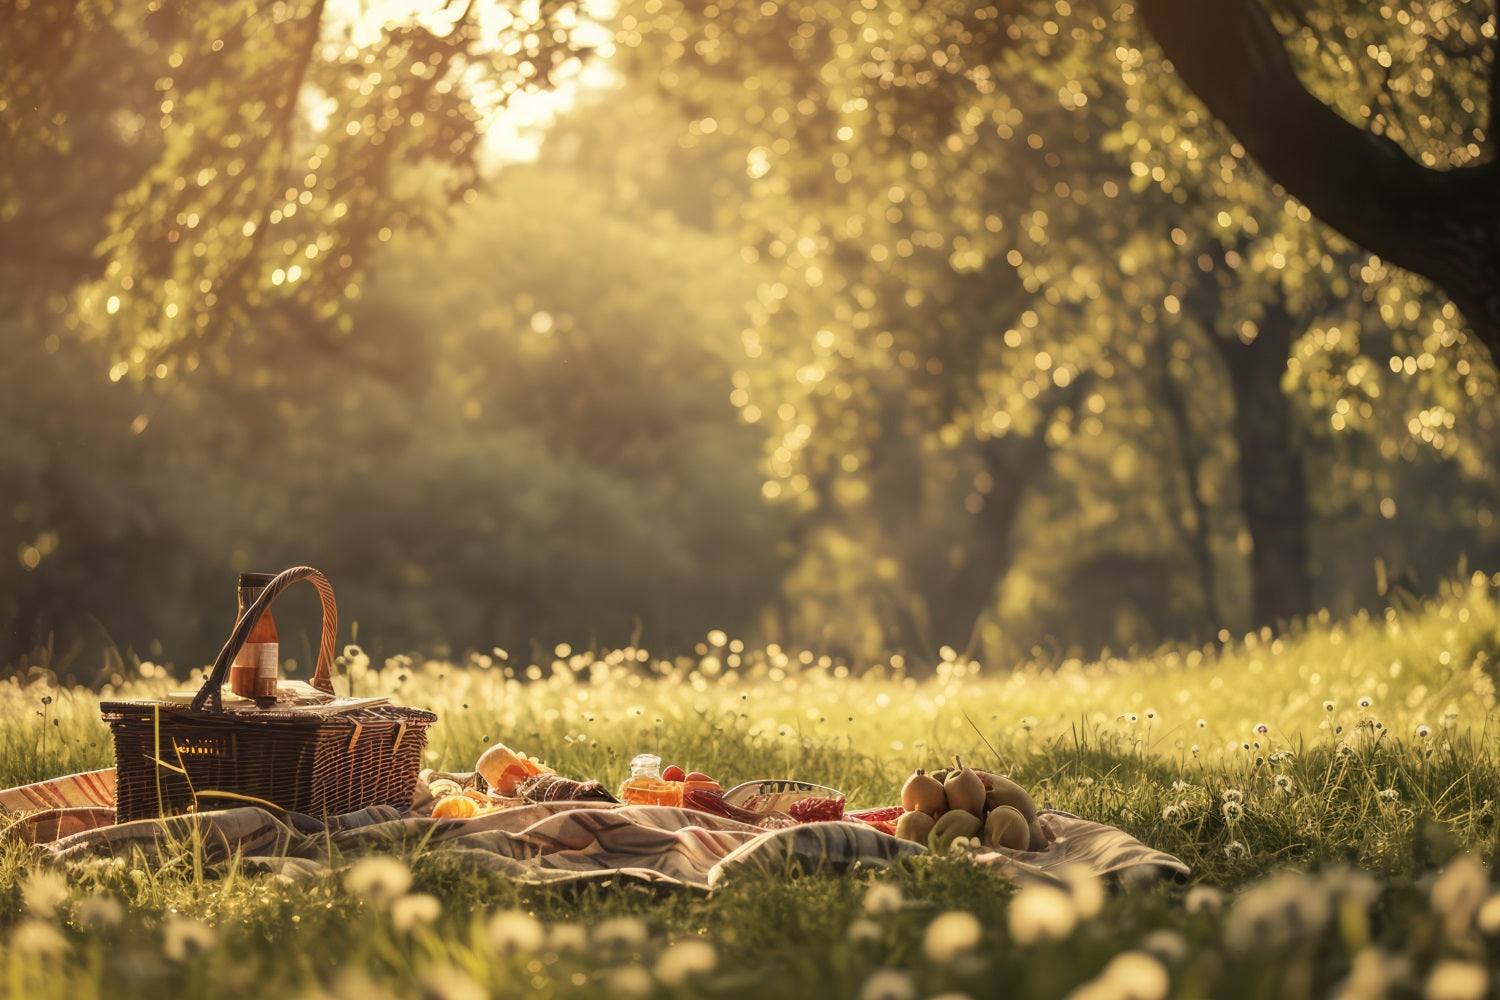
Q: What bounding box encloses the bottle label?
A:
[248,642,278,678]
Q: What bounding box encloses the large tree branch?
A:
[1136,0,1500,357]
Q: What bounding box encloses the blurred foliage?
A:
[3,0,1500,678]
[611,0,1500,661]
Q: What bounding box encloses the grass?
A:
[3,574,1500,998]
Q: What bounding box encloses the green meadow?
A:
[3,576,1499,1000]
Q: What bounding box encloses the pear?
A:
[1027,816,1049,852]
[943,756,987,816]
[982,805,1031,850]
[901,768,948,816]
[895,809,937,845]
[982,774,1039,826]
[928,809,983,854]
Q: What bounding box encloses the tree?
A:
[1137,0,1500,358]
[616,0,1500,655]
[2,0,587,376]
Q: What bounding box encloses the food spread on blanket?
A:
[426,743,1050,853]
[896,756,1049,853]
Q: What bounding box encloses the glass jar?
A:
[619,752,682,806]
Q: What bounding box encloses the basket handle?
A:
[191,566,340,712]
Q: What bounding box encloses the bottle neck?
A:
[237,586,263,614]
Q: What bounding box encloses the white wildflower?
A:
[1140,928,1188,964]
[343,855,412,909]
[1430,855,1490,937]
[1223,871,1331,953]
[606,966,654,999]
[547,922,588,952]
[488,909,545,953]
[1476,893,1500,936]
[654,939,717,986]
[73,895,125,931]
[863,882,905,915]
[162,915,217,962]
[922,910,982,963]
[1008,883,1078,945]
[390,893,441,932]
[1102,950,1170,1000]
[21,871,70,918]
[858,968,918,1000]
[1425,960,1488,1000]
[593,916,649,948]
[1183,885,1225,914]
[11,918,68,957]
[1061,865,1106,920]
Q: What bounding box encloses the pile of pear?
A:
[896,756,1047,854]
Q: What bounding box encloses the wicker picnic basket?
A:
[100,566,436,823]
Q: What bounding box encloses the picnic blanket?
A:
[3,768,1189,891]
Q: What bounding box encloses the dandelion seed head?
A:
[73,894,124,931]
[20,871,69,917]
[1062,865,1106,919]
[1140,928,1188,964]
[1223,871,1330,953]
[487,908,544,953]
[1222,801,1244,823]
[1101,951,1170,1000]
[1223,840,1248,861]
[848,917,883,944]
[1274,775,1295,795]
[655,939,717,985]
[390,893,441,932]
[1184,885,1225,915]
[11,918,68,957]
[1475,893,1500,935]
[922,910,983,962]
[343,855,412,909]
[863,883,905,915]
[858,968,918,1000]
[1431,856,1490,935]
[1221,788,1244,804]
[1425,959,1488,1000]
[606,966,654,999]
[547,922,588,952]
[162,915,217,962]
[593,916,649,948]
[1008,883,1078,945]
[1358,696,1372,709]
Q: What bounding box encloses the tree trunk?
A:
[1137,0,1500,356]
[1213,303,1313,629]
[1151,329,1223,631]
[919,380,1089,654]
[922,426,1053,654]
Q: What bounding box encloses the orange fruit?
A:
[432,793,479,819]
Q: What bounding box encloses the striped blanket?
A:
[3,769,1189,891]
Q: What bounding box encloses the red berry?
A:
[685,771,715,783]
[662,764,686,782]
